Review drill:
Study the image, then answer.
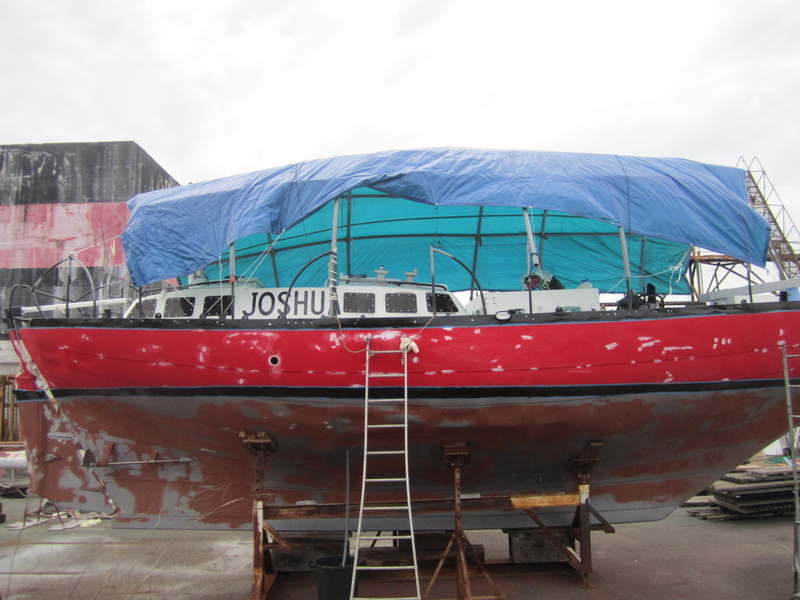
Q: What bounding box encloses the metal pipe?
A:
[343,449,350,566]
[16,297,131,315]
[229,242,236,318]
[97,457,194,467]
[618,227,632,298]
[328,197,340,316]
[430,246,487,315]
[65,255,73,318]
[538,210,549,265]
[469,207,485,301]
[640,237,647,294]
[345,191,353,277]
[430,245,437,314]
[523,209,538,312]
[522,208,540,269]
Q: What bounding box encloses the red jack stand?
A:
[424,442,506,600]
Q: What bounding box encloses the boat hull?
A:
[13,303,799,530]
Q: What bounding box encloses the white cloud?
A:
[0,0,797,216]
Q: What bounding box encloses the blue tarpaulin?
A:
[122,148,770,293]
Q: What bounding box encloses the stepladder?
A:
[350,334,421,600]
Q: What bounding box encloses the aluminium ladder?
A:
[782,346,800,599]
[350,335,421,600]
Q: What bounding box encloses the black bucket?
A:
[310,555,357,600]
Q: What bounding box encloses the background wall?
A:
[0,141,178,373]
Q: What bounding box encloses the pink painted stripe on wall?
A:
[0,202,130,269]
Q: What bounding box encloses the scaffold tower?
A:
[688,157,800,298]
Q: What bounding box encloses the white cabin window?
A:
[138,299,157,318]
[203,295,232,317]
[426,293,458,313]
[343,292,375,314]
[165,296,196,317]
[385,292,418,313]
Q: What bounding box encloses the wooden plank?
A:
[682,496,712,507]
[710,480,794,494]
[711,497,794,514]
[746,466,795,480]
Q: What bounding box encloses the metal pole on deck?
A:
[328,197,340,317]
[430,245,438,315]
[65,254,73,318]
[618,227,632,300]
[523,208,539,313]
[229,242,236,317]
[522,208,541,270]
[640,237,647,295]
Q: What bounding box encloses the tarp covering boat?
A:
[200,190,695,293]
[122,148,770,291]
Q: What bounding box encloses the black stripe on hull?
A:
[15,378,795,402]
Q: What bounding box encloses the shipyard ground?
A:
[0,495,792,600]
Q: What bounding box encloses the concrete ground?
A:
[0,493,794,600]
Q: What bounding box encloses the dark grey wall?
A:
[0,141,177,205]
[1,141,179,332]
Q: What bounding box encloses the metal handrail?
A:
[280,250,335,318]
[429,246,487,315]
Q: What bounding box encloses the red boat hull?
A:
[13,304,799,530]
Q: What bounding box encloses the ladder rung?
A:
[366,477,407,483]
[367,450,405,455]
[367,398,405,404]
[368,424,405,429]
[356,564,417,570]
[370,349,407,354]
[369,372,405,378]
[363,505,409,511]
[359,534,413,540]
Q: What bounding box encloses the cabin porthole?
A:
[269,355,280,366]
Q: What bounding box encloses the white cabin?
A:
[126,277,468,320]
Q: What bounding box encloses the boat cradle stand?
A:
[239,434,614,598]
[511,440,615,588]
[423,440,614,599]
[241,431,291,600]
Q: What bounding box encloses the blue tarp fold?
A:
[122,148,769,291]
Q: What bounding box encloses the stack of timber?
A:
[684,462,796,521]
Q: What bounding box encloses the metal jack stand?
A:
[424,442,506,600]
[15,492,75,529]
[521,441,614,587]
[241,431,291,600]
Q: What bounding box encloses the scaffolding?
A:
[688,158,800,299]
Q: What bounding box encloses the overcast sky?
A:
[2,1,798,218]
